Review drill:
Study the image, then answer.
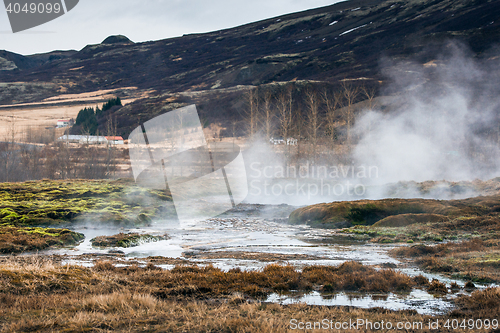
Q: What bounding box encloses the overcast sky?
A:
[1,0,345,55]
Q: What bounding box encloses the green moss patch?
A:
[0,225,84,254]
[0,179,172,227]
[91,233,169,248]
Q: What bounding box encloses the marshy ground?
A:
[1,179,500,332]
[0,257,499,332]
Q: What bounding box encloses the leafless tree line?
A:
[0,116,123,182]
[245,81,378,162]
[0,143,127,182]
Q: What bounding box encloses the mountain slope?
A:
[1,0,500,105]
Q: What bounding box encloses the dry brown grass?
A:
[392,239,500,283]
[455,287,500,315]
[0,294,427,333]
[0,258,498,332]
[373,213,448,227]
[303,261,415,293]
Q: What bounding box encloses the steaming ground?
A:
[354,43,500,184]
[244,43,500,206]
[43,203,494,315]
[243,138,500,205]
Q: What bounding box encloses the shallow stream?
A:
[44,204,492,315]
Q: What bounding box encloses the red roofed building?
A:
[105,136,124,145]
[56,119,74,128]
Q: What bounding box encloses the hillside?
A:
[1,0,500,98]
[1,0,500,137]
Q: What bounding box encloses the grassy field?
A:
[0,88,140,142]
[0,258,498,332]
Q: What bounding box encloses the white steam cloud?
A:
[243,42,500,205]
[354,42,500,184]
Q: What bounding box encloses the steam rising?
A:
[245,43,500,205]
[354,43,500,184]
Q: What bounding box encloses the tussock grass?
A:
[0,258,499,332]
[453,287,500,318]
[290,194,500,230]
[289,198,457,226]
[0,258,440,302]
[392,239,500,283]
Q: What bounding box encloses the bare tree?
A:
[106,114,118,178]
[245,87,259,139]
[4,114,17,182]
[322,88,341,152]
[304,87,322,162]
[361,84,377,110]
[261,89,274,141]
[274,86,294,167]
[276,87,293,143]
[360,84,377,141]
[341,80,359,148]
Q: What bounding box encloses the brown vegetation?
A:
[0,258,498,332]
[289,196,484,226]
[0,226,83,253]
[0,259,451,302]
[292,195,500,284]
[391,239,500,283]
[289,194,500,237]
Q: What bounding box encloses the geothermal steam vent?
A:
[128,105,248,224]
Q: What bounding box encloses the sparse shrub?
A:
[321,283,338,292]
[464,281,476,289]
[428,279,448,294]
[93,260,116,271]
[145,263,162,271]
[413,275,430,287]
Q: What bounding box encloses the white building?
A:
[57,135,108,145]
[79,136,108,145]
[57,135,84,143]
[56,119,74,128]
[270,137,284,145]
